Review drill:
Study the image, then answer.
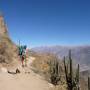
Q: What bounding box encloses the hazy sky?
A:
[0,0,90,48]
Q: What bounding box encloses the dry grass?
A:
[0,32,19,68]
[31,52,67,90]
[31,51,88,90]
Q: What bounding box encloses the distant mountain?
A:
[31,45,90,71]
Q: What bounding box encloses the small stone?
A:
[16,68,20,74]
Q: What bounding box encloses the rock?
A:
[16,68,20,73]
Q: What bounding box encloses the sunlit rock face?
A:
[0,15,7,34]
[0,15,19,67]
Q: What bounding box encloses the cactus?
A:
[76,64,80,90]
[88,77,90,90]
[48,56,61,86]
[64,50,80,90]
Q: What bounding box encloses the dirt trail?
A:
[0,57,52,90]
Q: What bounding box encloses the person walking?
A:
[18,45,27,67]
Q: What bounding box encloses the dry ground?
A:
[0,57,52,90]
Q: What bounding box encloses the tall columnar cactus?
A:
[88,77,90,90]
[64,50,80,90]
[76,64,80,90]
[48,56,61,86]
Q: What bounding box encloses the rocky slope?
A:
[0,15,19,67]
[0,15,51,90]
[30,52,88,90]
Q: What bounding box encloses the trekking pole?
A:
[19,40,20,47]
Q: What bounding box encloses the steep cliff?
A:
[0,15,19,67]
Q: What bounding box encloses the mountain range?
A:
[32,45,90,71]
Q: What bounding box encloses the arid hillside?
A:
[0,15,51,90]
[0,15,19,67]
[30,51,88,90]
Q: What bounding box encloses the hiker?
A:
[21,54,25,67]
[18,45,27,67]
[22,45,27,67]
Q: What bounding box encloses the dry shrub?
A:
[31,53,65,84]
[0,36,19,67]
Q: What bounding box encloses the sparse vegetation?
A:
[0,15,19,67]
[31,51,85,90]
[64,50,80,90]
[48,55,61,85]
[31,53,63,81]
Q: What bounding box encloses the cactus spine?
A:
[64,50,80,90]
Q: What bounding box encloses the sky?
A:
[0,0,90,48]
